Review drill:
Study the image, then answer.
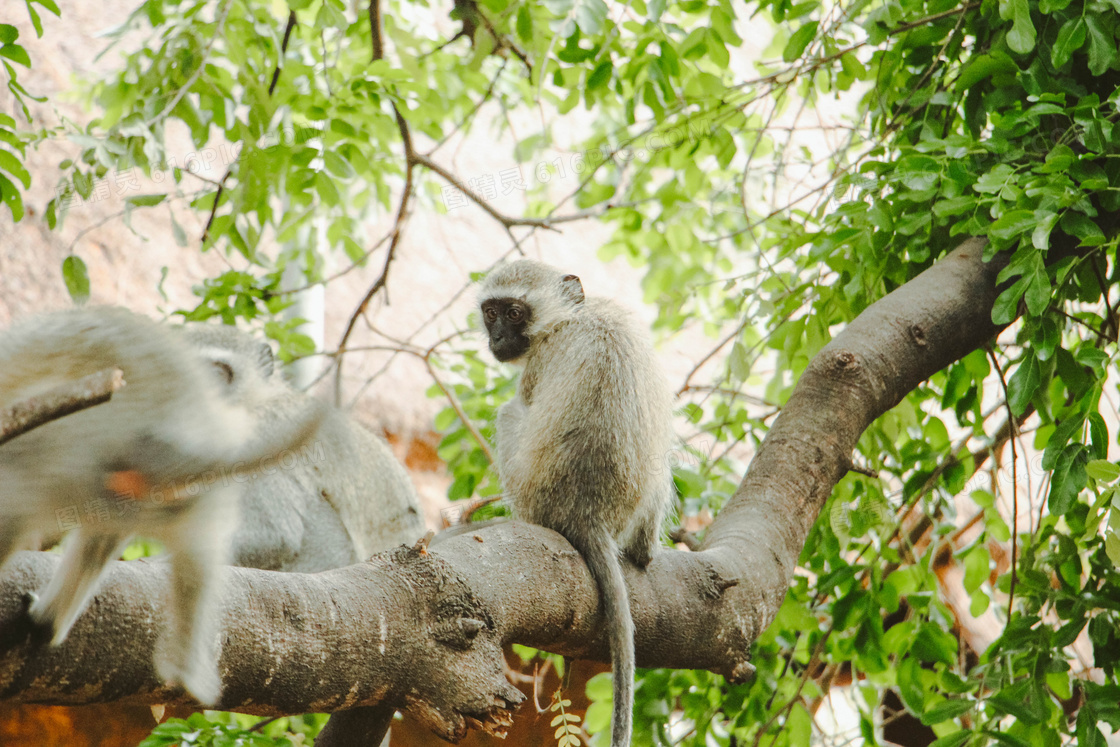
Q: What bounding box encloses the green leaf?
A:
[989,209,1034,242]
[516,5,532,41]
[62,255,90,303]
[999,0,1036,53]
[1084,14,1117,76]
[992,275,1028,324]
[1051,16,1087,68]
[0,24,17,44]
[920,699,973,725]
[1060,211,1105,246]
[897,657,926,714]
[0,173,23,221]
[574,0,608,35]
[1107,530,1120,566]
[323,150,354,178]
[729,340,751,381]
[1086,460,1120,483]
[587,60,613,91]
[1006,352,1040,415]
[1032,211,1058,250]
[1088,412,1109,459]
[315,171,340,207]
[0,43,31,67]
[963,545,989,592]
[0,148,31,188]
[1043,412,1087,470]
[126,193,167,207]
[1023,257,1050,315]
[933,196,975,218]
[988,681,1045,725]
[23,1,43,37]
[1077,702,1108,747]
[1049,444,1088,515]
[1039,144,1074,174]
[1075,346,1109,370]
[169,213,187,247]
[956,52,1017,91]
[783,21,818,62]
[930,731,971,747]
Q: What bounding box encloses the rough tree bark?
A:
[0,239,1008,740]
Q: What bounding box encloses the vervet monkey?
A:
[180,324,425,571]
[0,307,324,705]
[478,260,675,747]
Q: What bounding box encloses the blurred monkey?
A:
[0,307,324,704]
[181,324,425,571]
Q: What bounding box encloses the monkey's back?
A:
[181,324,424,570]
[511,298,674,540]
[0,307,249,524]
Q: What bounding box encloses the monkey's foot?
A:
[155,653,222,707]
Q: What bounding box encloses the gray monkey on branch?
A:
[478,260,675,747]
[180,324,425,571]
[0,307,325,705]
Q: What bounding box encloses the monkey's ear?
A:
[560,274,585,305]
[255,342,275,378]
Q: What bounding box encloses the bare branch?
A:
[0,368,125,447]
[411,152,593,229]
[332,4,419,402]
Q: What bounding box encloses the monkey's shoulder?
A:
[541,299,644,352]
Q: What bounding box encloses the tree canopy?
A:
[1,0,1119,744]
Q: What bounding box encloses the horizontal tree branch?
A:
[0,239,1010,739]
[0,368,125,447]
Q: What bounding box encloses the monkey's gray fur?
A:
[0,307,324,705]
[180,324,425,571]
[478,259,675,747]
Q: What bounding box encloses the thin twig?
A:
[411,152,595,229]
[1090,258,1117,341]
[423,356,495,464]
[459,493,505,524]
[987,347,1019,615]
[332,0,418,403]
[333,158,415,402]
[269,12,298,96]
[431,58,509,154]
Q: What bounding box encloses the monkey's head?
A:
[478,260,585,363]
[178,324,279,403]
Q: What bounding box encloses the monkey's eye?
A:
[483,307,498,323]
[211,360,235,385]
[506,306,525,323]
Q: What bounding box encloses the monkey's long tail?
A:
[576,528,635,747]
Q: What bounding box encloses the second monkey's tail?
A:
[574,528,635,747]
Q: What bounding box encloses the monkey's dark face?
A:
[481,298,532,362]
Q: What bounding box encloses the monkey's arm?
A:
[495,396,526,480]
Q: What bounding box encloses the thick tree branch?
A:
[0,239,1010,739]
